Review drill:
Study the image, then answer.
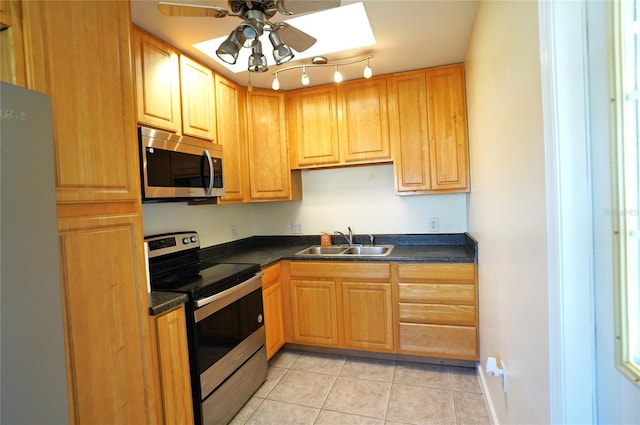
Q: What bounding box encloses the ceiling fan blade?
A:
[157,2,229,18]
[275,22,317,52]
[276,0,340,15]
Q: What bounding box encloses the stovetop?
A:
[152,262,261,299]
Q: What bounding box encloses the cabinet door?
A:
[247,89,301,201]
[287,85,340,168]
[0,0,27,87]
[132,26,182,133]
[58,213,156,424]
[337,76,391,163]
[342,281,393,351]
[390,71,431,192]
[180,55,216,141]
[22,0,140,203]
[216,74,248,203]
[152,305,195,425]
[262,264,285,359]
[426,64,469,190]
[290,279,339,346]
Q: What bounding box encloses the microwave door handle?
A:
[201,150,214,195]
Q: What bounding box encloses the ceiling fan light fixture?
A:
[301,66,310,86]
[215,29,244,65]
[248,41,268,73]
[269,30,295,64]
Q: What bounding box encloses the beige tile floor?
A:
[230,349,491,425]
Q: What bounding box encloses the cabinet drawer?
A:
[398,283,476,304]
[396,263,476,282]
[262,263,280,290]
[399,323,477,360]
[289,261,390,280]
[399,303,476,325]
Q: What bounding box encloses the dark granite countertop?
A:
[149,291,188,316]
[149,233,477,315]
[198,233,477,268]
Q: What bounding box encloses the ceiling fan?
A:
[157,1,341,72]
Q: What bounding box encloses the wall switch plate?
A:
[291,222,303,234]
[428,217,440,232]
[230,225,239,240]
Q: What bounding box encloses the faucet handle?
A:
[368,234,375,246]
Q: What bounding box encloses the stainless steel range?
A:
[146,231,267,425]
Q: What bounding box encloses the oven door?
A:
[193,271,264,399]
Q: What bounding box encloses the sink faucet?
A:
[334,226,353,245]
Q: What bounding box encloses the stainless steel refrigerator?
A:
[1,82,69,423]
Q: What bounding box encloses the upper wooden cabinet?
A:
[287,85,340,168]
[0,0,27,87]
[246,88,301,201]
[23,1,141,203]
[132,26,217,143]
[337,76,392,164]
[390,64,470,194]
[132,26,182,133]
[180,55,217,141]
[215,73,249,203]
[287,76,392,169]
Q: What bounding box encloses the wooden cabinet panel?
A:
[337,76,391,163]
[289,261,390,280]
[287,85,340,167]
[262,263,285,359]
[290,280,340,345]
[390,64,470,194]
[396,262,476,282]
[426,65,469,190]
[23,0,140,203]
[215,74,248,203]
[180,55,216,141]
[399,303,476,326]
[0,0,27,87]
[132,26,182,133]
[58,213,156,424]
[399,323,477,360]
[393,262,478,360]
[342,281,393,351]
[389,70,430,191]
[398,283,476,304]
[152,305,195,425]
[247,89,301,201]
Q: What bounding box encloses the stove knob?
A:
[190,236,197,243]
[182,237,189,244]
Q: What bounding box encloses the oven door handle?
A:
[194,271,264,321]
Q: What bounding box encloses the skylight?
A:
[193,2,376,73]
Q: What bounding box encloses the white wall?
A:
[465,1,550,424]
[142,164,468,247]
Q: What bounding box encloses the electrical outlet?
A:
[230,225,239,240]
[290,222,303,234]
[428,217,440,232]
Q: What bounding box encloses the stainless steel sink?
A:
[295,245,394,257]
[342,246,393,256]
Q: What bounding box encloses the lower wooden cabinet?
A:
[262,263,285,359]
[287,261,393,352]
[395,262,478,360]
[150,305,195,425]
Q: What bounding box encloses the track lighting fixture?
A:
[333,65,343,83]
[270,55,373,90]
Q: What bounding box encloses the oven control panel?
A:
[145,231,200,259]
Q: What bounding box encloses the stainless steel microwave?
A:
[138,126,224,202]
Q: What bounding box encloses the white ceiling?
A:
[130,0,479,91]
